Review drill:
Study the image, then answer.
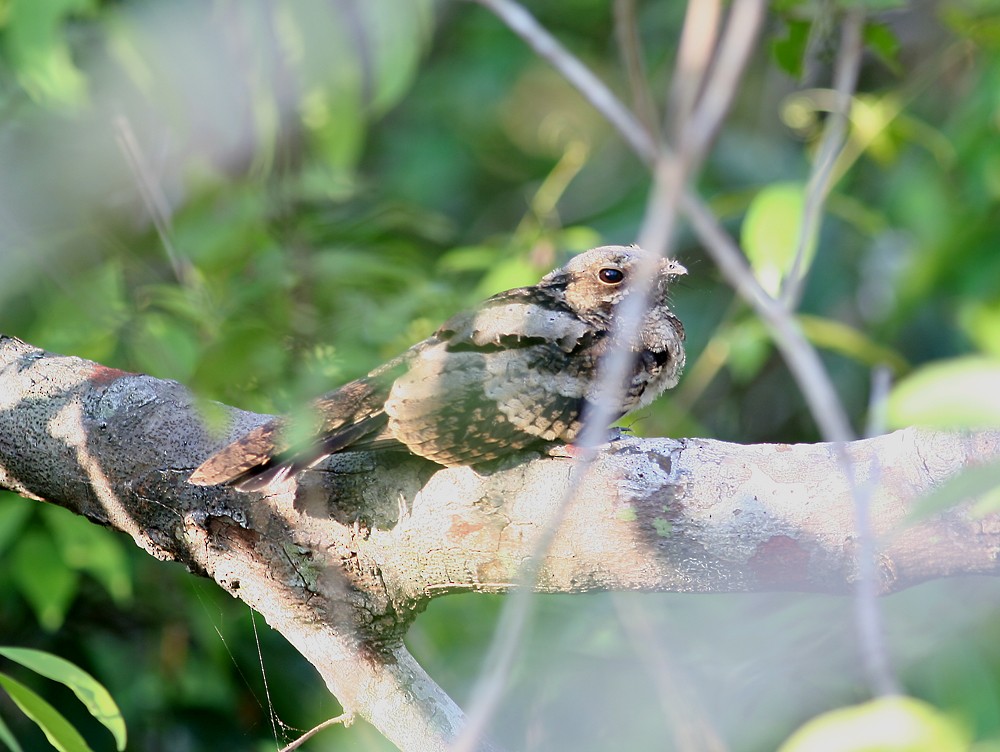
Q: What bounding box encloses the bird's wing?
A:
[383,292,599,466]
[189,365,403,490]
[437,287,590,353]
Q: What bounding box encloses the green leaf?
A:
[476,256,550,298]
[0,649,125,751]
[27,260,128,364]
[887,356,1000,429]
[962,297,1000,358]
[771,19,811,79]
[741,181,814,297]
[941,6,1000,48]
[0,710,24,752]
[779,696,969,752]
[864,21,902,74]
[9,530,79,632]
[4,0,96,106]
[437,245,504,274]
[41,506,132,606]
[723,317,772,383]
[0,673,92,752]
[907,459,1000,521]
[798,314,909,374]
[130,312,200,382]
[0,495,34,558]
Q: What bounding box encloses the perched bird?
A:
[189,245,686,490]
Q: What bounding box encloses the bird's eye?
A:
[598,267,624,285]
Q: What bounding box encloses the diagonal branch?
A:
[4,334,1000,748]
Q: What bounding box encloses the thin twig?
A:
[453,95,691,752]
[775,7,898,698]
[278,713,354,752]
[613,0,660,135]
[780,9,864,309]
[453,8,660,747]
[681,195,855,442]
[467,0,657,163]
[841,446,900,697]
[465,0,855,444]
[668,0,722,139]
[866,366,892,440]
[681,0,765,163]
[113,114,192,286]
[450,455,579,752]
[456,2,764,749]
[850,366,900,697]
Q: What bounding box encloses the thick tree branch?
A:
[3,333,1000,749]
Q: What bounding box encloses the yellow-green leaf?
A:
[0,648,125,751]
[742,181,814,297]
[798,314,909,374]
[0,673,92,752]
[907,459,1000,521]
[779,696,968,752]
[887,356,1000,429]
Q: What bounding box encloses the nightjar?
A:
[189,245,686,490]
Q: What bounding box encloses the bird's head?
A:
[541,245,687,324]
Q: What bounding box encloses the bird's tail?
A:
[189,412,391,492]
[188,419,289,490]
[189,370,400,492]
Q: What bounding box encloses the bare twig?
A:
[278,713,354,752]
[454,4,661,749]
[613,0,660,135]
[772,5,898,699]
[466,0,854,444]
[866,366,892,440]
[113,114,192,286]
[465,0,657,163]
[454,120,689,752]
[668,0,722,138]
[843,448,900,697]
[681,196,855,442]
[851,366,900,697]
[781,9,865,309]
[681,0,766,162]
[456,2,766,749]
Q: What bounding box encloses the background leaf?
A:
[741,181,812,297]
[0,674,91,752]
[887,357,1000,429]
[778,696,968,752]
[0,711,25,752]
[0,649,125,751]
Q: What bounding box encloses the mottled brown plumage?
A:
[189,245,686,490]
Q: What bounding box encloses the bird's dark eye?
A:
[598,267,624,285]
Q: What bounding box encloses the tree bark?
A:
[2,333,999,749]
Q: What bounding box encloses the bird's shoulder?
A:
[435,285,597,354]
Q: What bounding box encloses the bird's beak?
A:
[665,259,687,277]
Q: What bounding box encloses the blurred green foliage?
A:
[2,0,1000,750]
[0,645,126,752]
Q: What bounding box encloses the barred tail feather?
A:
[189,413,390,491]
[188,420,285,487]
